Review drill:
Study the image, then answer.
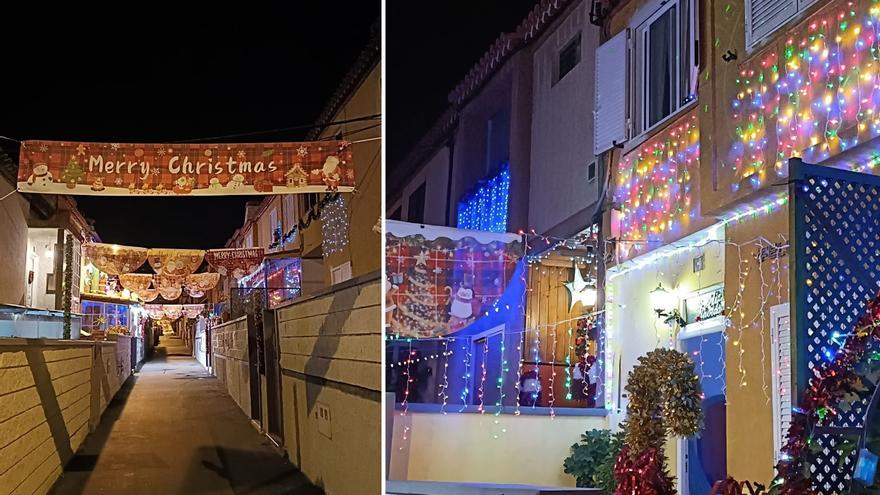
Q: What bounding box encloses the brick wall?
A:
[0,338,131,495]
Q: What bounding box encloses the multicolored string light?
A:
[728,1,880,190]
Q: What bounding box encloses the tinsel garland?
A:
[613,348,703,495]
[62,234,73,339]
[719,293,880,494]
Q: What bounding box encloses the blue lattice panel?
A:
[793,162,880,494]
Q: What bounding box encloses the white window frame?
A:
[631,0,699,138]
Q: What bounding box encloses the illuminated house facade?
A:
[386,0,613,487]
[594,0,880,492]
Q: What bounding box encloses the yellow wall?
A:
[723,205,790,484]
[0,183,30,306]
[0,339,130,495]
[389,411,607,487]
[277,274,381,495]
[319,64,382,285]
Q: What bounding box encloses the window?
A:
[470,327,505,407]
[745,0,816,51]
[389,206,402,221]
[634,0,698,133]
[46,273,56,294]
[407,182,426,224]
[556,33,582,84]
[587,161,597,182]
[593,0,698,153]
[457,162,510,233]
[331,262,352,285]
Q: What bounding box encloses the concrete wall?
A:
[276,273,381,495]
[211,316,251,418]
[194,318,208,369]
[529,0,600,236]
[389,411,607,487]
[0,338,131,495]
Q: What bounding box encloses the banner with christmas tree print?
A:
[17,140,355,196]
[385,220,524,338]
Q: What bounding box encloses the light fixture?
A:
[650,282,685,326]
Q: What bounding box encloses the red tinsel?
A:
[613,447,675,495]
[724,293,880,493]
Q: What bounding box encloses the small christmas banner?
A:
[17,140,354,196]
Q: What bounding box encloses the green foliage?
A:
[62,234,73,339]
[564,426,627,492]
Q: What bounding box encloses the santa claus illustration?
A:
[321,156,342,191]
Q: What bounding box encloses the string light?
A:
[320,195,350,255]
[729,1,880,188]
[457,163,511,233]
[613,113,699,244]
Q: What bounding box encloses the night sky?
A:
[0,5,378,249]
[386,0,541,185]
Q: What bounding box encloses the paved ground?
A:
[51,336,322,495]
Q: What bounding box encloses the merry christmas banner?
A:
[17,140,354,196]
[205,248,265,279]
[385,220,523,339]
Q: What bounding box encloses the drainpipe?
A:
[444,136,456,226]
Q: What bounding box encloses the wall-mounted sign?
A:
[18,140,354,196]
[683,285,724,325]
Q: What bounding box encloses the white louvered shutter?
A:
[745,0,797,50]
[770,303,792,461]
[593,29,629,155]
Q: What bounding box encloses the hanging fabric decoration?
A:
[158,286,182,301]
[147,248,205,276]
[145,304,206,320]
[83,243,148,275]
[184,273,220,292]
[135,288,159,302]
[144,305,165,319]
[182,304,204,319]
[154,274,185,290]
[186,288,206,299]
[161,305,183,320]
[119,273,153,292]
[205,248,265,279]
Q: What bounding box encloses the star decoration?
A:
[39,144,49,152]
[152,168,161,176]
[110,143,120,151]
[76,144,87,155]
[564,265,597,310]
[415,250,429,266]
[237,150,247,159]
[114,177,123,186]
[158,149,166,156]
[297,145,308,157]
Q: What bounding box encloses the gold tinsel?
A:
[623,348,703,457]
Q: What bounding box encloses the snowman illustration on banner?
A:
[448,273,477,331]
[27,163,54,188]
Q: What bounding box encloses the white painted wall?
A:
[605,226,725,415]
[194,317,208,368]
[26,228,59,311]
[528,2,600,235]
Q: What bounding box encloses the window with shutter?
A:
[745,0,798,50]
[770,303,792,461]
[593,29,629,155]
